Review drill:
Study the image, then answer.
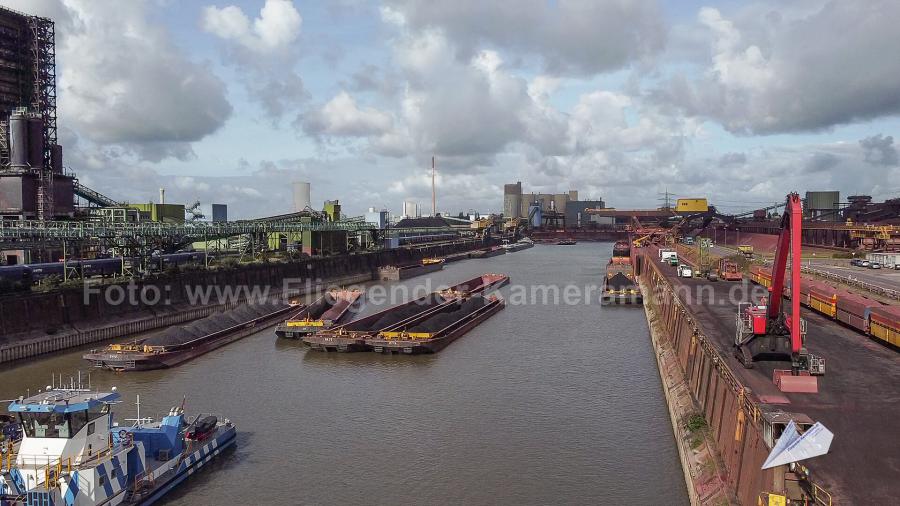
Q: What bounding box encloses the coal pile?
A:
[366,294,445,330]
[306,298,330,319]
[605,273,635,290]
[144,300,288,347]
[407,296,487,334]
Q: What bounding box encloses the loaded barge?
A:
[275,289,364,339]
[303,274,509,352]
[84,300,299,371]
[501,237,534,252]
[601,241,642,305]
[471,246,506,259]
[368,294,505,354]
[0,386,235,505]
[378,258,445,280]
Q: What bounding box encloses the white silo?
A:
[292,182,311,212]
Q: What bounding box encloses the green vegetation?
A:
[684,413,709,450]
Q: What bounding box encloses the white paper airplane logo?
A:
[762,420,834,469]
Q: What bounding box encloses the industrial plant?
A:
[0,3,899,506]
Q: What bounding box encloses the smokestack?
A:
[431,156,436,216]
[159,188,165,205]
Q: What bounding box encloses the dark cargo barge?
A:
[84,300,299,370]
[275,289,364,339]
[378,258,445,280]
[368,294,505,354]
[303,273,509,352]
[470,246,506,259]
[601,241,642,305]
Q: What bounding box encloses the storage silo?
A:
[9,109,28,169]
[51,144,63,174]
[292,181,311,212]
[503,181,522,218]
[27,116,43,168]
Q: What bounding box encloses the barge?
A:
[368,294,505,354]
[601,241,642,305]
[275,289,364,339]
[378,258,445,280]
[501,237,534,252]
[0,387,235,505]
[84,300,299,371]
[471,246,506,259]
[303,273,509,352]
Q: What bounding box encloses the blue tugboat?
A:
[0,384,235,505]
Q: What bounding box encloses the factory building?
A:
[503,181,583,218]
[805,191,840,220]
[0,7,74,221]
[565,200,606,228]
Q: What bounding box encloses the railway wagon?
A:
[869,306,900,347]
[746,266,899,348]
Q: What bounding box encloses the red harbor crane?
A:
[734,193,824,392]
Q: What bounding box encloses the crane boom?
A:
[768,193,803,354]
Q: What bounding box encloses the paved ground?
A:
[807,261,900,292]
[654,259,900,504]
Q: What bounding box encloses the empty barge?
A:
[84,300,299,370]
[303,273,509,352]
[275,289,364,339]
[378,258,445,280]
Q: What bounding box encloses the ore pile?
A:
[366,293,445,330]
[407,296,487,334]
[144,300,288,347]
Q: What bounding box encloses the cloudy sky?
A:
[2,0,899,218]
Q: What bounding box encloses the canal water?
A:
[0,243,688,505]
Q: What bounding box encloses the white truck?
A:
[660,250,678,265]
[677,264,693,278]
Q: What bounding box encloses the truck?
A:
[677,264,693,278]
[738,245,754,257]
[660,250,678,265]
[718,258,742,281]
[683,236,694,245]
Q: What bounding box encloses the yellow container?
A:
[675,198,709,213]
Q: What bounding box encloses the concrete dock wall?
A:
[639,254,779,505]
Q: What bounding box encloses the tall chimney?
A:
[159,188,165,205]
[431,156,436,216]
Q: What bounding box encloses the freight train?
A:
[0,252,211,286]
[748,265,900,349]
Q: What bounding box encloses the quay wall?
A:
[638,254,779,505]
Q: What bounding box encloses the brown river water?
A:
[0,243,688,505]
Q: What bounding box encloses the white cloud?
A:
[383,0,666,75]
[202,0,307,120]
[1,0,232,161]
[660,1,900,134]
[202,0,302,54]
[302,92,393,137]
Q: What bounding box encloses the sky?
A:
[1,0,899,219]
